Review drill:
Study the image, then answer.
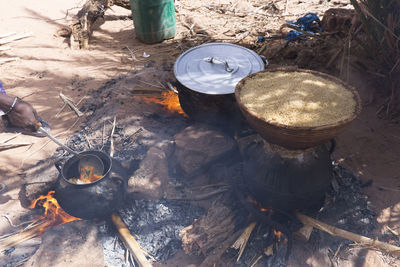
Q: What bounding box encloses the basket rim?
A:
[235,67,362,132]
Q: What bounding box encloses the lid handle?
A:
[204,57,234,73]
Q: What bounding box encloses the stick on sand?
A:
[0,32,33,45]
[296,212,400,257]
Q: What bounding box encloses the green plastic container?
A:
[129,0,177,44]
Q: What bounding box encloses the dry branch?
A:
[0,133,22,144]
[56,95,86,117]
[59,92,84,117]
[111,213,152,267]
[69,0,109,49]
[68,0,130,49]
[296,212,400,257]
[0,142,32,151]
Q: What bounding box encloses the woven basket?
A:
[235,67,362,150]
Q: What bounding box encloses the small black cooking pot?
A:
[54,150,127,220]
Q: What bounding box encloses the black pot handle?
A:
[167,82,179,94]
[111,176,127,190]
[329,139,336,155]
[54,161,63,174]
[260,55,269,68]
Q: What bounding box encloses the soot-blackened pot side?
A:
[240,138,333,212]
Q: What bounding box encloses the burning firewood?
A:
[179,196,245,266]
[0,191,81,252]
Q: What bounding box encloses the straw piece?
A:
[0,32,33,45]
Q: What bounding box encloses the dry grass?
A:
[349,0,400,116]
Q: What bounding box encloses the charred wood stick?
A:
[111,213,152,267]
[0,32,33,45]
[59,92,84,117]
[168,187,230,201]
[199,230,242,267]
[296,212,400,256]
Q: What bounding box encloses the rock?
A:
[173,124,236,176]
[127,140,174,199]
[25,220,104,267]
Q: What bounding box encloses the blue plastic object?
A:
[0,81,6,95]
[257,36,265,43]
[285,13,322,41]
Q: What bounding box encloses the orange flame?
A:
[247,195,274,214]
[273,229,282,242]
[141,91,187,116]
[29,190,81,234]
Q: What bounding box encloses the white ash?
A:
[118,199,204,263]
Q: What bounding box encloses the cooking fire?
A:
[28,191,81,233]
[141,90,186,116]
[2,68,395,266]
[2,18,399,267]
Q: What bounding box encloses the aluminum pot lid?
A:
[174,42,265,95]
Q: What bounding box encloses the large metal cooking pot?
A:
[54,150,127,220]
[173,42,266,125]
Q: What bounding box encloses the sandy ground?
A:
[0,0,399,266]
